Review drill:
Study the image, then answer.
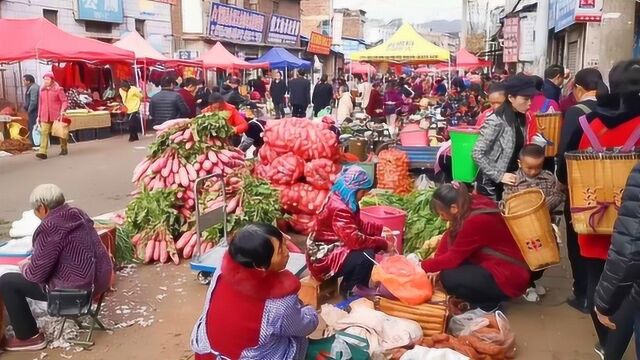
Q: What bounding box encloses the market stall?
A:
[198,42,269,71]
[0,18,135,146]
[349,23,450,64]
[455,48,492,69]
[249,47,311,70]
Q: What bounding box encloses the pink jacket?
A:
[38,83,67,122]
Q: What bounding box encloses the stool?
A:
[298,276,339,309]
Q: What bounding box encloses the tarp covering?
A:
[114,31,200,67]
[456,48,492,68]
[114,31,167,63]
[350,23,449,64]
[0,18,134,63]
[199,42,268,70]
[250,47,310,70]
[345,62,376,75]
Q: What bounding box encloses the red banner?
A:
[307,32,332,55]
[503,17,520,63]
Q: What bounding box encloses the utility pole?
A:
[461,0,468,49]
[598,0,636,84]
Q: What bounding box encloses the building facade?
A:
[173,0,303,61]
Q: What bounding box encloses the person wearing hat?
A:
[557,61,640,360]
[473,73,538,201]
[36,72,68,159]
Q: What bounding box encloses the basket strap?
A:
[480,247,529,269]
[622,126,640,152]
[578,115,604,152]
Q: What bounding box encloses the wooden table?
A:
[65,111,111,131]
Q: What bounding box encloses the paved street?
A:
[0,136,635,359]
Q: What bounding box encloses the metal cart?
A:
[189,174,307,285]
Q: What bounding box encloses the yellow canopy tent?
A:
[350,23,450,63]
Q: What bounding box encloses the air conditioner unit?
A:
[249,0,258,4]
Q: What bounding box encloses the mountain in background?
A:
[414,19,461,34]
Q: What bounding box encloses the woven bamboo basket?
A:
[502,189,560,271]
[566,150,640,235]
[535,112,563,157]
[375,290,448,337]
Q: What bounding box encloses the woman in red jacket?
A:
[36,72,68,160]
[307,166,393,297]
[422,183,530,311]
[204,92,248,134]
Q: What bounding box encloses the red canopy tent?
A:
[0,18,134,63]
[345,62,376,75]
[198,42,268,70]
[114,31,200,67]
[455,48,492,69]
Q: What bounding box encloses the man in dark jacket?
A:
[594,163,640,359]
[269,70,287,119]
[542,64,566,102]
[221,77,246,109]
[312,74,334,116]
[22,74,39,140]
[556,68,605,314]
[149,76,190,126]
[288,70,311,118]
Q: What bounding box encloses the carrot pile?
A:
[376,148,413,194]
[256,118,341,234]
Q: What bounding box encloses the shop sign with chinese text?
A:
[267,14,300,45]
[307,32,332,55]
[208,2,266,43]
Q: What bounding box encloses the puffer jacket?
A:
[149,89,190,125]
[306,193,387,281]
[595,163,640,315]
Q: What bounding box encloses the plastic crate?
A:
[76,128,96,142]
[396,145,439,169]
[96,127,111,139]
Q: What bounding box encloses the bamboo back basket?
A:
[566,151,640,234]
[375,289,448,337]
[535,112,563,157]
[502,189,560,271]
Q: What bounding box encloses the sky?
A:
[333,0,463,23]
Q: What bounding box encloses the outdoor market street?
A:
[0,137,635,359]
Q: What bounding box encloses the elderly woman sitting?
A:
[0,184,113,352]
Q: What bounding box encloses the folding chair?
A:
[50,291,110,348]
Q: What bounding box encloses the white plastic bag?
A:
[414,174,434,190]
[400,346,470,360]
[448,308,491,336]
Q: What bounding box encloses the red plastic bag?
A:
[304,159,341,190]
[281,183,328,215]
[289,213,317,235]
[371,255,433,305]
[268,153,305,185]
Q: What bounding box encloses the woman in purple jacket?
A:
[0,184,113,352]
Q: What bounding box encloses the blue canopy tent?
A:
[250,47,311,70]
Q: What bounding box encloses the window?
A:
[273,0,279,13]
[320,19,331,35]
[85,21,113,34]
[135,19,145,38]
[43,9,58,25]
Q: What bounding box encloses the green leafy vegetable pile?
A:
[361,188,447,254]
